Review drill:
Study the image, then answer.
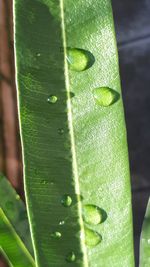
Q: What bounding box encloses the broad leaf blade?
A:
[14,0,134,266]
[0,208,35,267]
[0,174,34,256]
[140,199,150,266]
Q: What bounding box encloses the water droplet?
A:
[16,194,20,200]
[83,204,107,225]
[47,95,58,104]
[61,195,72,207]
[66,251,76,262]
[93,87,120,107]
[67,48,95,72]
[36,53,41,57]
[59,220,65,225]
[50,231,61,239]
[58,128,64,135]
[41,180,48,185]
[84,227,102,247]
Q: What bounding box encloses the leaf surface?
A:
[14,0,134,266]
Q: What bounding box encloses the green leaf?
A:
[14,0,134,266]
[0,208,35,267]
[140,199,150,266]
[0,174,34,256]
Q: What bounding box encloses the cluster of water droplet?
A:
[44,46,118,262]
[82,204,107,247]
[67,47,120,106]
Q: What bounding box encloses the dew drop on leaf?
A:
[83,204,107,225]
[59,220,65,225]
[41,180,48,185]
[66,251,76,262]
[84,227,102,247]
[93,87,120,107]
[67,48,95,71]
[50,231,61,239]
[58,128,64,135]
[16,194,21,200]
[47,95,58,104]
[61,194,72,207]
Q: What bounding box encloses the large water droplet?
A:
[61,195,72,207]
[83,204,107,225]
[84,227,102,247]
[66,251,76,262]
[50,231,61,239]
[93,87,120,107]
[47,95,58,104]
[67,48,95,72]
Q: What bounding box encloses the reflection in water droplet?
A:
[59,220,65,225]
[61,195,72,207]
[66,251,76,262]
[47,95,58,104]
[84,227,102,247]
[67,48,95,72]
[50,231,61,239]
[36,53,41,57]
[83,204,107,225]
[58,128,64,135]
[93,87,120,107]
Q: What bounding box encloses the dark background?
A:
[0,0,150,266]
[112,0,150,266]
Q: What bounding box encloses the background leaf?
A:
[0,208,35,267]
[14,0,134,266]
[140,199,150,266]
[0,174,34,256]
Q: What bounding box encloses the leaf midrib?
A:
[60,0,89,266]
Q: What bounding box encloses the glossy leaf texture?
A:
[140,199,150,266]
[14,0,134,266]
[0,175,35,266]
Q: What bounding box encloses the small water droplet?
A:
[61,195,72,207]
[66,251,76,262]
[83,204,107,225]
[47,95,58,104]
[84,227,102,247]
[16,194,20,200]
[58,128,64,135]
[50,231,61,239]
[93,87,120,107]
[59,220,65,225]
[148,239,150,245]
[36,53,41,57]
[67,48,95,72]
[41,180,48,185]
